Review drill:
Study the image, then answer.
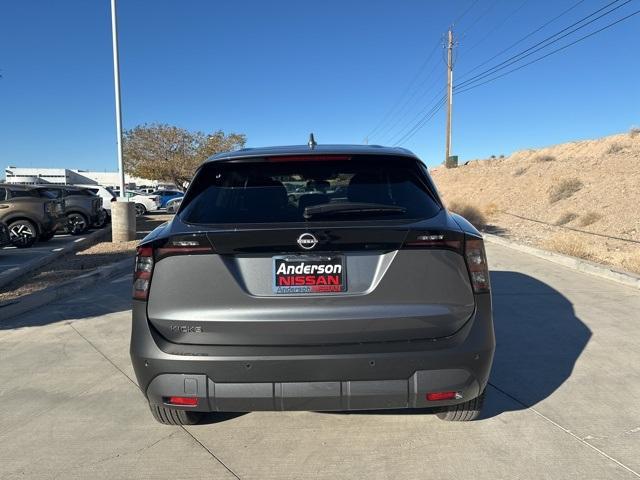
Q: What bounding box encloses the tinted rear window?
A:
[181,157,441,224]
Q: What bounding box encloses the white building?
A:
[4,167,162,189]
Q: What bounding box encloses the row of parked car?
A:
[0,184,183,249]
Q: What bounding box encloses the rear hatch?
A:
[144,154,475,346]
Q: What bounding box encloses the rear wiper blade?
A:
[303,202,407,219]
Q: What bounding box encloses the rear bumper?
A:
[130,295,495,412]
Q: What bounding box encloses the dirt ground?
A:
[431,131,640,274]
[0,213,173,303]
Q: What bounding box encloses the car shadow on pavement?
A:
[323,270,590,421]
[480,270,591,419]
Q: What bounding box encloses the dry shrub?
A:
[622,254,640,274]
[513,166,528,177]
[544,234,593,260]
[629,127,640,138]
[535,154,556,162]
[606,142,625,154]
[579,211,602,227]
[548,178,583,203]
[555,212,578,226]
[484,202,499,217]
[448,201,487,229]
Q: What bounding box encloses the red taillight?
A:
[133,246,153,300]
[465,237,490,293]
[426,391,460,401]
[164,396,198,406]
[155,234,214,260]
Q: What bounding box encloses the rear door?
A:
[147,155,475,346]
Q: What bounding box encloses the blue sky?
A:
[1,0,639,171]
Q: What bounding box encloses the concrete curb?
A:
[0,226,112,290]
[0,257,133,322]
[483,233,640,290]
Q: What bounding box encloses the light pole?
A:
[109,0,136,241]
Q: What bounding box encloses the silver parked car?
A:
[130,144,495,425]
[165,196,182,213]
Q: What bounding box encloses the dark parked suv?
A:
[36,186,103,234]
[0,184,63,247]
[130,145,495,425]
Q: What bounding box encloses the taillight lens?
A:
[133,246,153,300]
[403,231,463,253]
[155,234,214,260]
[465,237,490,293]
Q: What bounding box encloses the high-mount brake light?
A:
[465,237,490,293]
[155,234,214,260]
[267,155,351,162]
[133,246,153,300]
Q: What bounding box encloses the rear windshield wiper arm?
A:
[303,202,407,220]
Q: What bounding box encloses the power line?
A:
[459,0,501,37]
[452,0,480,27]
[386,86,446,144]
[363,41,440,141]
[455,7,640,95]
[458,0,587,80]
[392,94,447,146]
[456,0,631,89]
[376,63,442,143]
[462,0,531,55]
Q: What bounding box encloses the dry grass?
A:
[548,178,583,203]
[555,212,578,226]
[622,254,640,274]
[629,127,640,138]
[535,154,556,162]
[544,234,593,260]
[579,211,602,227]
[513,166,528,177]
[448,201,487,229]
[484,202,499,218]
[606,142,625,154]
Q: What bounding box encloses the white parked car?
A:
[124,190,159,216]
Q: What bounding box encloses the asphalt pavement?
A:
[0,233,86,276]
[1,242,639,479]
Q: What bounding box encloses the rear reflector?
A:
[164,396,198,406]
[426,391,461,401]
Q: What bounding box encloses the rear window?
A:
[181,157,441,224]
[9,189,42,198]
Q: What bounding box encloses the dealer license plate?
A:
[273,255,346,294]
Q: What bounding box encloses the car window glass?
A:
[182,157,441,224]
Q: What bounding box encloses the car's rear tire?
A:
[66,212,89,235]
[436,389,485,422]
[8,220,38,248]
[135,203,147,216]
[149,403,203,425]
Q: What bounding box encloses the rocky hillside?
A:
[430,130,640,273]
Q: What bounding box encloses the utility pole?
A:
[444,28,455,167]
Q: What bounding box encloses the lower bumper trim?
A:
[146,369,480,412]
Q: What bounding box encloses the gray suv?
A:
[36,186,103,234]
[0,184,63,247]
[130,145,495,425]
